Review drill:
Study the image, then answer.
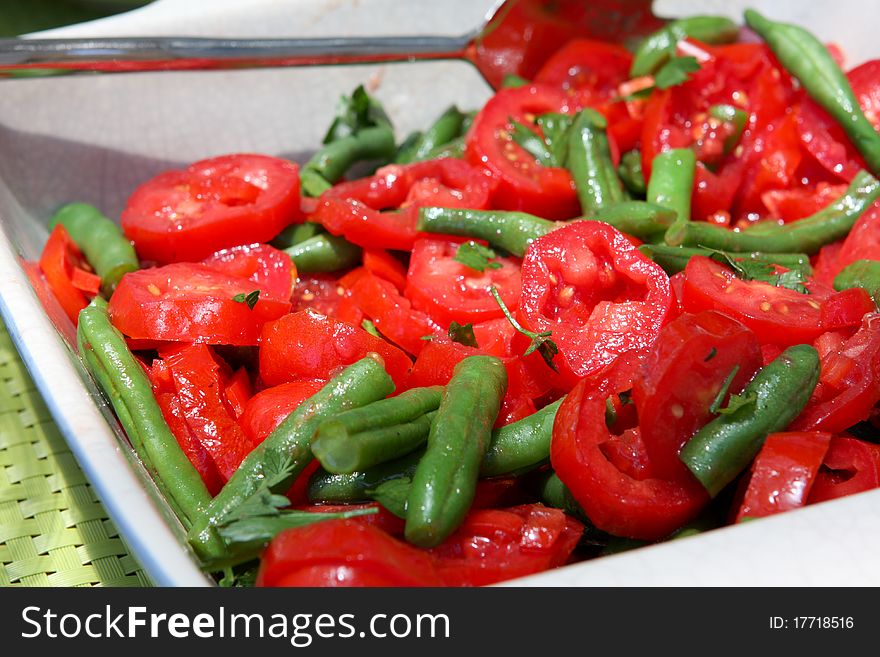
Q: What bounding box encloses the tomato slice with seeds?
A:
[404,238,521,326]
[466,84,579,220]
[518,221,672,388]
[533,38,632,101]
[122,154,301,264]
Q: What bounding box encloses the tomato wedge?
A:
[466,84,579,219]
[311,197,418,251]
[736,431,831,521]
[634,311,762,480]
[429,505,583,587]
[256,519,442,587]
[122,153,301,264]
[808,435,880,503]
[258,309,412,388]
[239,379,326,445]
[533,38,632,101]
[38,224,101,325]
[404,238,521,326]
[519,221,672,387]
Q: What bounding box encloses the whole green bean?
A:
[417,206,555,257]
[631,16,740,77]
[405,355,507,547]
[284,233,361,272]
[270,221,323,249]
[665,170,880,254]
[301,125,396,196]
[618,150,647,197]
[312,412,436,475]
[397,106,467,164]
[77,299,212,528]
[423,136,467,160]
[592,201,676,241]
[308,449,424,503]
[394,130,424,163]
[639,244,813,276]
[49,203,139,295]
[745,9,880,175]
[679,344,821,497]
[481,398,563,477]
[537,472,592,525]
[647,148,696,223]
[316,386,441,438]
[567,109,625,215]
[834,259,880,307]
[187,357,395,563]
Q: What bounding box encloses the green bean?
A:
[308,450,424,503]
[665,170,880,254]
[834,259,880,307]
[187,357,395,563]
[631,16,740,77]
[639,244,813,276]
[537,472,593,525]
[501,73,530,88]
[77,298,212,529]
[592,201,676,241]
[49,203,138,295]
[270,221,322,249]
[567,109,625,215]
[417,206,555,257]
[423,136,466,160]
[283,233,361,273]
[647,148,696,223]
[301,125,396,196]
[397,106,467,164]
[394,130,424,164]
[481,398,563,477]
[679,344,821,497]
[405,355,507,547]
[745,9,880,175]
[618,150,647,197]
[708,104,747,155]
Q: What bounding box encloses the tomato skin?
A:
[550,376,709,541]
[122,154,301,264]
[201,242,295,300]
[847,59,880,130]
[256,519,443,587]
[519,221,672,388]
[38,225,99,325]
[792,313,880,433]
[312,198,418,251]
[796,98,865,183]
[830,201,880,276]
[819,287,876,331]
[808,435,880,503]
[533,38,632,100]
[404,238,521,326]
[109,263,291,346]
[258,309,412,388]
[466,85,580,220]
[429,504,583,587]
[736,431,831,521]
[239,379,325,445]
[681,256,824,347]
[634,311,762,480]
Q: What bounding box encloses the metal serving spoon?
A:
[0,0,661,85]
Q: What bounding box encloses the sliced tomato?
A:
[404,238,521,326]
[736,431,831,521]
[258,309,412,388]
[762,182,849,223]
[681,256,826,346]
[311,197,417,251]
[158,344,256,481]
[347,272,441,356]
[819,287,876,332]
[795,99,865,183]
[831,201,880,276]
[363,249,407,291]
[38,224,100,325]
[533,38,632,101]
[847,59,880,130]
[634,311,762,480]
[201,242,295,300]
[429,504,583,587]
[792,313,880,433]
[295,502,405,537]
[518,221,672,388]
[121,154,301,263]
[239,379,325,445]
[108,262,291,346]
[292,274,345,316]
[551,375,709,541]
[466,85,579,220]
[256,519,442,587]
[224,367,252,419]
[808,435,880,503]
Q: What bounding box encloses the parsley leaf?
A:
[232,290,261,310]
[454,241,502,273]
[654,56,701,90]
[703,247,811,294]
[709,365,740,414]
[361,319,381,338]
[322,85,391,144]
[366,477,412,519]
[717,391,757,416]
[448,321,479,348]
[704,347,717,362]
[489,285,558,372]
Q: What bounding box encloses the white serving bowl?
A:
[1,0,878,586]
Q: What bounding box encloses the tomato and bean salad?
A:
[31,9,880,586]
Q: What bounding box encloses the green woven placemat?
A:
[0,322,150,587]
